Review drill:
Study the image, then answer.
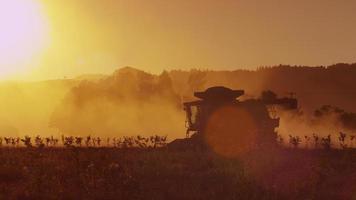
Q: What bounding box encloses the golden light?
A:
[0,0,49,79]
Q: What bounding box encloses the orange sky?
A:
[2,0,356,79]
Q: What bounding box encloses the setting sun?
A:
[0,0,49,78]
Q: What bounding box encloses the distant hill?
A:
[169,63,356,113]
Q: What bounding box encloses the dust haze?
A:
[1,63,356,140]
[49,67,185,139]
[277,104,356,141]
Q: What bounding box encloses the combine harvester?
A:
[169,86,298,156]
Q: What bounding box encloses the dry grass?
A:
[0,146,354,199]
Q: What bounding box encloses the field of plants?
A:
[0,135,168,148]
[0,131,355,149]
[0,133,355,200]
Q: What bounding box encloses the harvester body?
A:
[172,86,298,151]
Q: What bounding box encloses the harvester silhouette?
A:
[169,86,298,154]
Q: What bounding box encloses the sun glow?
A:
[0,0,49,79]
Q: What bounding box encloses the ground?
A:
[0,147,355,200]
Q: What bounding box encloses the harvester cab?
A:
[183,87,245,137]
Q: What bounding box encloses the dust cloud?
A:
[49,67,186,140]
[277,105,356,145]
[0,64,356,141]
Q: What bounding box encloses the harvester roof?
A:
[194,86,244,101]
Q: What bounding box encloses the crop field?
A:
[0,139,355,200]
